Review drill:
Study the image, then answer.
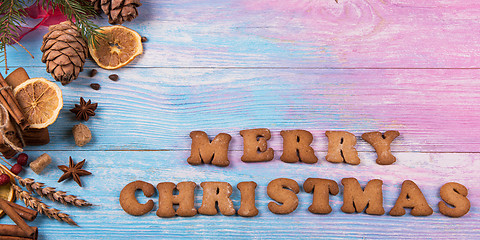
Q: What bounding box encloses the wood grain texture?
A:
[1,0,479,239]
[14,66,480,153]
[1,150,478,240]
[5,0,480,68]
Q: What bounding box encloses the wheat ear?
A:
[15,176,92,207]
[13,184,78,226]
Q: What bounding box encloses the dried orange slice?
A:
[89,26,143,70]
[13,78,63,129]
[0,165,15,218]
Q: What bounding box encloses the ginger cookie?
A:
[280,130,318,164]
[389,180,433,216]
[188,131,231,167]
[120,180,155,216]
[362,131,400,165]
[303,178,339,214]
[240,128,274,162]
[325,131,360,165]
[267,178,300,214]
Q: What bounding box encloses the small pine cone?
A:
[101,0,142,25]
[40,21,87,85]
[90,0,102,11]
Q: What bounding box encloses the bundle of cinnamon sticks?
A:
[0,73,28,130]
[0,68,51,159]
[0,199,38,240]
[4,68,50,147]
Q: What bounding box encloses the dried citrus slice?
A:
[0,165,15,218]
[13,78,63,129]
[89,25,143,70]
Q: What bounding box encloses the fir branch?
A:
[42,0,102,46]
[0,0,29,73]
[0,0,102,72]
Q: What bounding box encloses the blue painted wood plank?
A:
[6,67,480,153]
[1,150,477,239]
[0,0,478,239]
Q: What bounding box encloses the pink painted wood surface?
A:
[6,0,480,68]
[1,0,479,239]
[17,67,480,153]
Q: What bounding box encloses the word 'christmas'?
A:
[119,178,470,218]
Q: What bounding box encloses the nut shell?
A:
[72,123,92,147]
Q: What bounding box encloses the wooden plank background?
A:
[2,0,480,239]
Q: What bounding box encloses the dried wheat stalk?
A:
[15,176,92,207]
[13,184,78,226]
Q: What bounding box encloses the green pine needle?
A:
[42,0,103,46]
[0,0,29,73]
[0,0,102,73]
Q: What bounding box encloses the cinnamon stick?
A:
[5,201,38,221]
[0,224,37,240]
[21,128,50,146]
[0,114,23,159]
[5,68,49,146]
[0,237,35,240]
[0,73,28,130]
[0,199,35,237]
[5,68,29,89]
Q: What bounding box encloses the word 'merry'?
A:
[188,129,400,166]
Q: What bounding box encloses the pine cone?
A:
[101,0,142,25]
[40,21,87,85]
[90,0,102,11]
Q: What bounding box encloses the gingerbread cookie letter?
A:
[188,131,231,167]
[156,182,197,218]
[237,181,259,217]
[439,182,470,218]
[362,131,400,165]
[389,180,433,216]
[240,128,274,162]
[267,178,300,214]
[303,178,339,214]
[325,131,360,165]
[341,178,384,215]
[280,130,318,164]
[120,181,156,216]
[198,182,236,216]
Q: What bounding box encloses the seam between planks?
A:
[9,66,480,70]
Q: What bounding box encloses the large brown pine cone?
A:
[101,0,142,25]
[40,21,87,85]
[90,0,102,11]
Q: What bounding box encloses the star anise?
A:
[58,157,92,187]
[70,97,98,121]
